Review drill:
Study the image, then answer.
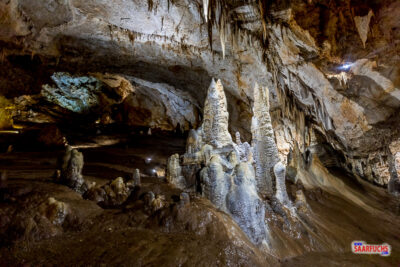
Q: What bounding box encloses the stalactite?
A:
[203,0,210,22]
[147,0,154,12]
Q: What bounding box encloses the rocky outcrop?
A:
[41,72,103,113]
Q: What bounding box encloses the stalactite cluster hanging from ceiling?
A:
[200,0,270,58]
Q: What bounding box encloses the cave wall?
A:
[1,0,400,186]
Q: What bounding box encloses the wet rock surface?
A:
[0,132,275,266]
[1,0,400,187]
[0,131,399,265]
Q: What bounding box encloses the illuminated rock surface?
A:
[1,0,400,265]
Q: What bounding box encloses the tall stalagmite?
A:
[202,79,233,148]
[167,79,269,246]
[251,84,279,198]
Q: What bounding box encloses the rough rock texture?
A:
[252,84,280,198]
[122,77,200,131]
[57,145,87,194]
[1,0,400,187]
[40,197,70,226]
[166,154,186,190]
[166,79,295,246]
[274,162,290,207]
[233,131,252,162]
[84,177,134,207]
[132,168,141,186]
[41,72,103,113]
[226,162,268,246]
[202,79,232,148]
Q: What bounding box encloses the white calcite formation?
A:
[167,79,279,246]
[251,84,280,198]
[233,131,253,162]
[354,10,374,48]
[202,79,233,148]
[274,162,291,207]
[388,139,400,196]
[166,154,186,190]
[226,162,267,245]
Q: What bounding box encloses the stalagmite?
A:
[202,79,233,148]
[84,177,134,207]
[200,155,231,212]
[132,168,141,186]
[166,154,186,189]
[166,78,270,246]
[274,162,291,207]
[58,145,88,194]
[226,162,269,246]
[251,84,279,198]
[234,131,252,162]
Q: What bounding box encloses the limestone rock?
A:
[251,84,279,198]
[389,139,400,195]
[233,132,253,162]
[152,194,167,212]
[226,162,268,246]
[132,169,141,186]
[200,155,231,212]
[59,146,87,194]
[202,79,233,148]
[354,10,374,48]
[42,197,70,226]
[166,79,271,246]
[179,192,190,206]
[84,177,133,207]
[41,72,102,113]
[166,154,186,190]
[123,78,200,131]
[274,162,291,207]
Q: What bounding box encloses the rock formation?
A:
[251,84,291,208]
[166,154,186,190]
[40,197,70,226]
[167,79,273,246]
[202,79,233,148]
[132,169,141,186]
[84,177,134,207]
[251,84,280,198]
[57,145,88,194]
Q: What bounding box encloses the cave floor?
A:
[0,132,399,266]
